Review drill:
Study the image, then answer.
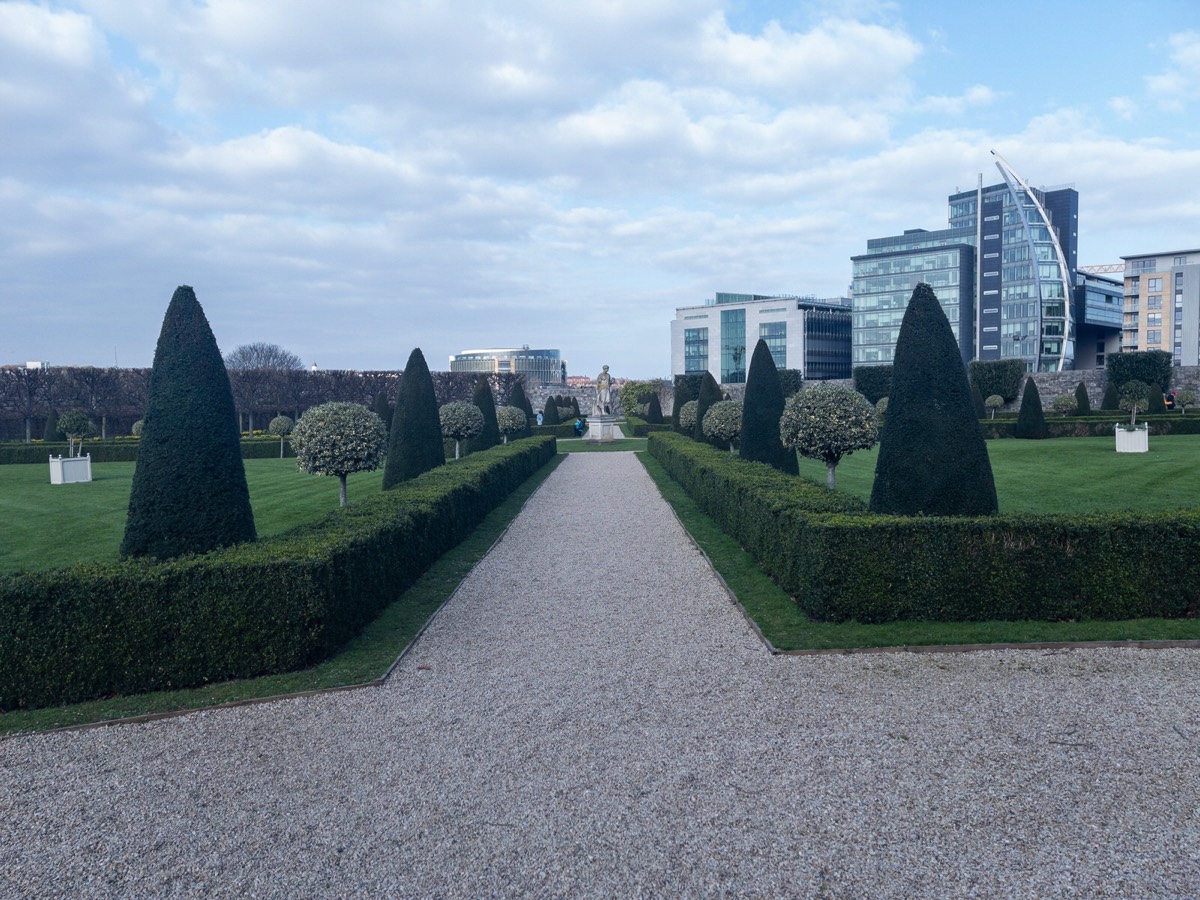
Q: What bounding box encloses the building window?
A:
[1131,259,1157,273]
[1147,313,1162,326]
[1148,277,1163,291]
[1148,295,1163,308]
[1174,256,1188,265]
[684,314,709,320]
[759,321,786,369]
[684,328,709,374]
[720,309,747,383]
[1148,330,1162,345]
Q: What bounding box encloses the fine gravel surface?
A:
[2,451,1199,898]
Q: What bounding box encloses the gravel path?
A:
[2,451,1199,898]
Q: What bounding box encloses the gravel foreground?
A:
[2,452,1199,899]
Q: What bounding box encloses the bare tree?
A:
[1,365,54,442]
[223,343,304,371]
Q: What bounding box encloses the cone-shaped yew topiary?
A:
[122,285,257,558]
[1101,381,1120,410]
[1074,381,1092,416]
[646,393,663,424]
[739,339,798,474]
[542,396,560,426]
[509,381,535,437]
[672,376,699,431]
[467,376,501,453]
[383,347,445,488]
[869,283,997,516]
[1014,378,1049,439]
[693,371,723,443]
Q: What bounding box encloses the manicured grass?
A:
[639,451,1200,652]
[558,436,648,453]
[0,454,565,735]
[794,433,1200,513]
[0,458,388,572]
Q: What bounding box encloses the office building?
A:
[670,293,852,383]
[449,347,565,383]
[1120,250,1200,365]
[852,152,1118,372]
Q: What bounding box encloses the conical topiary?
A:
[121,285,256,559]
[693,371,723,444]
[383,347,445,488]
[869,283,996,516]
[1014,378,1049,439]
[542,396,560,426]
[1101,381,1119,410]
[467,376,500,453]
[646,393,663,424]
[740,338,798,473]
[509,381,535,437]
[43,410,63,443]
[1148,387,1167,415]
[1074,381,1092,416]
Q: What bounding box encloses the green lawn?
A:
[0,458,386,573]
[794,433,1200,513]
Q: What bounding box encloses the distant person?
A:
[536,411,544,426]
[574,418,584,437]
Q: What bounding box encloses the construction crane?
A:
[1077,263,1125,274]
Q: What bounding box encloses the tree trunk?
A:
[280,436,285,458]
[826,461,837,491]
[339,474,348,508]
[454,439,461,460]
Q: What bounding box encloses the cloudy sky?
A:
[3,0,1199,378]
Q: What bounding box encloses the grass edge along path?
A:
[637,452,1200,653]
[0,454,566,737]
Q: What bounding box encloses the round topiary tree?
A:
[1015,378,1049,439]
[56,410,93,457]
[440,401,484,459]
[1175,389,1195,414]
[131,419,144,437]
[496,406,527,444]
[292,401,387,508]
[984,395,1004,419]
[702,400,743,452]
[781,383,878,490]
[268,415,293,458]
[875,396,889,425]
[869,282,997,516]
[739,338,798,474]
[1074,382,1092,416]
[1120,380,1150,425]
[122,285,257,559]
[678,400,699,433]
[383,347,445,488]
[1051,395,1078,417]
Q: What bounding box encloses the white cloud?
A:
[1146,31,1200,110]
[1108,96,1136,120]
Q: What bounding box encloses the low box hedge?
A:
[533,422,585,439]
[981,414,1200,439]
[0,436,556,711]
[0,438,294,465]
[623,415,672,437]
[648,432,1200,626]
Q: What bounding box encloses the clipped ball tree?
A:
[1050,395,1078,417]
[122,285,257,559]
[780,383,877,491]
[984,395,1004,419]
[292,402,387,508]
[740,338,798,474]
[702,400,743,452]
[1014,378,1049,439]
[869,282,997,516]
[383,347,445,488]
[678,400,699,433]
[440,401,484,459]
[1120,380,1151,425]
[56,410,93,457]
[268,415,293,458]
[1175,390,1195,414]
[496,406,527,444]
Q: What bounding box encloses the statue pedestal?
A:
[585,415,617,443]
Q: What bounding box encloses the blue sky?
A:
[3,0,1199,378]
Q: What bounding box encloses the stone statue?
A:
[595,365,613,416]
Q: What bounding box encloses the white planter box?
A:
[1114,426,1149,453]
[49,453,93,484]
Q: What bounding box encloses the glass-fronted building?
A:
[851,152,1109,372]
[449,347,565,383]
[670,293,851,382]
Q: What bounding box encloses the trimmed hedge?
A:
[981,415,1200,439]
[0,439,295,465]
[968,359,1026,402]
[623,416,673,437]
[648,431,1200,625]
[852,365,892,405]
[533,422,585,439]
[0,436,557,711]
